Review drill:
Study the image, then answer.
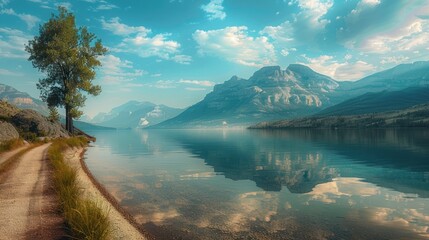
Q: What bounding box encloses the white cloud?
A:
[0,27,31,58]
[145,79,214,90]
[296,0,333,28]
[262,0,333,47]
[334,61,376,80]
[0,0,9,7]
[193,26,276,67]
[344,54,352,60]
[201,0,226,20]
[261,22,294,43]
[102,18,149,36]
[380,56,409,65]
[55,2,72,10]
[102,18,191,64]
[348,19,429,53]
[153,80,176,89]
[301,54,376,80]
[27,0,51,8]
[170,55,192,65]
[0,8,40,29]
[280,48,296,57]
[96,4,117,10]
[179,79,215,87]
[280,49,289,56]
[101,17,150,36]
[340,1,429,68]
[99,54,145,85]
[350,0,380,16]
[82,0,117,10]
[0,68,23,76]
[185,87,207,91]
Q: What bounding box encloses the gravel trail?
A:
[0,143,65,240]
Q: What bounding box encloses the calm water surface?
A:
[85,129,429,240]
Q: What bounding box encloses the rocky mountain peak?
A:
[286,64,314,74]
[250,66,284,80]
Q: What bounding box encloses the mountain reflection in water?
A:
[85,129,429,240]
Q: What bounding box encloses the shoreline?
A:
[78,148,154,240]
[65,147,153,240]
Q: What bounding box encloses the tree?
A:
[48,106,60,123]
[26,7,106,133]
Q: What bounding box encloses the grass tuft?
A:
[49,137,110,240]
[0,138,25,153]
[67,200,110,240]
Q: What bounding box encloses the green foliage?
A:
[26,7,106,132]
[20,132,38,142]
[48,137,110,240]
[48,106,60,123]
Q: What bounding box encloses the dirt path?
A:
[0,143,65,240]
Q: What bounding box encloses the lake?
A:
[84,129,429,240]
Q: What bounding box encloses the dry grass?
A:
[0,138,25,154]
[48,137,110,240]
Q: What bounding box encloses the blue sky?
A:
[1,0,429,117]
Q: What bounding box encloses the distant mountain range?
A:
[317,87,429,116]
[336,61,429,96]
[154,61,429,128]
[90,100,183,129]
[0,83,49,115]
[250,103,429,129]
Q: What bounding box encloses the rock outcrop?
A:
[0,100,69,140]
[11,109,69,138]
[0,121,19,142]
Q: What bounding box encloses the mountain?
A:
[73,121,115,131]
[155,65,339,128]
[92,100,183,128]
[156,61,429,128]
[0,83,49,115]
[250,103,429,129]
[336,61,429,97]
[317,87,429,116]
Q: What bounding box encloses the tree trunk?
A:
[65,104,73,134]
[70,117,73,135]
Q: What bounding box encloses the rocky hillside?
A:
[0,101,68,142]
[0,83,49,115]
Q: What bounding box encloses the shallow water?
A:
[85,129,429,239]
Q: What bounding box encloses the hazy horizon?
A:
[1,0,428,117]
